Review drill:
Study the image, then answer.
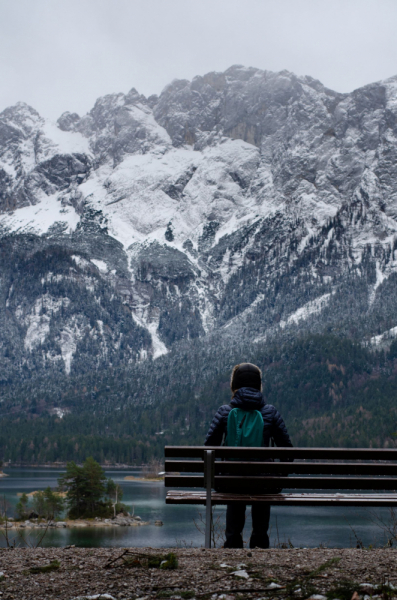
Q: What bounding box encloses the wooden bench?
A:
[165,446,397,548]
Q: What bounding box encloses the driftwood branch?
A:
[103,549,129,568]
[104,549,166,569]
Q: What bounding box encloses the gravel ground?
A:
[0,547,396,600]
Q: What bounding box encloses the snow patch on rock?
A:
[223,294,265,329]
[91,259,107,272]
[147,322,168,359]
[371,326,397,346]
[58,320,83,374]
[41,120,91,156]
[131,308,168,360]
[280,293,332,329]
[0,192,80,236]
[20,295,71,351]
[369,262,387,306]
[24,314,51,351]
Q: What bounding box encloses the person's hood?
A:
[230,387,265,410]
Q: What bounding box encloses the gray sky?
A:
[1,0,397,120]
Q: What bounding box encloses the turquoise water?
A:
[0,468,391,548]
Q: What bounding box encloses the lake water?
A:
[0,468,392,549]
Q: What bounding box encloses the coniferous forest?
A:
[1,333,396,465]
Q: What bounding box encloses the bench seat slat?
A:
[164,475,397,490]
[165,460,397,476]
[165,446,397,460]
[166,490,397,506]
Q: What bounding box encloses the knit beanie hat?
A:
[230,363,262,392]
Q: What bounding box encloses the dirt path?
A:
[0,547,396,600]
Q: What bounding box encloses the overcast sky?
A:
[1,0,397,120]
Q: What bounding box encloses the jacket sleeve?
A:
[204,407,227,446]
[271,410,293,449]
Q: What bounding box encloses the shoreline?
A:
[124,475,163,482]
[4,515,149,529]
[2,463,144,469]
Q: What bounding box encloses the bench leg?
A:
[205,450,213,549]
[205,486,212,548]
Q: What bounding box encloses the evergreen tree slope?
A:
[1,334,396,463]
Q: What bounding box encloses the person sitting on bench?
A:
[204,362,293,549]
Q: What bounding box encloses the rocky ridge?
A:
[2,66,397,380]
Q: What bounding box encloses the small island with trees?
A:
[2,457,147,531]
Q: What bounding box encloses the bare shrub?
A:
[367,508,397,546]
[142,460,164,480]
[193,507,226,548]
[0,495,50,548]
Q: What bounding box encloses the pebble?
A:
[232,569,249,579]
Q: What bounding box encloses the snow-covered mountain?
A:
[2,64,397,379]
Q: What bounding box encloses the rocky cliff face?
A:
[1,65,397,380]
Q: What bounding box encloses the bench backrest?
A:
[164,446,397,491]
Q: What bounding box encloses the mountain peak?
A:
[0,101,42,131]
[1,66,397,376]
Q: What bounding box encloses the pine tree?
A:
[58,456,110,518]
[15,493,29,520]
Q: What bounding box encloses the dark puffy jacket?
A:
[204,387,293,448]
